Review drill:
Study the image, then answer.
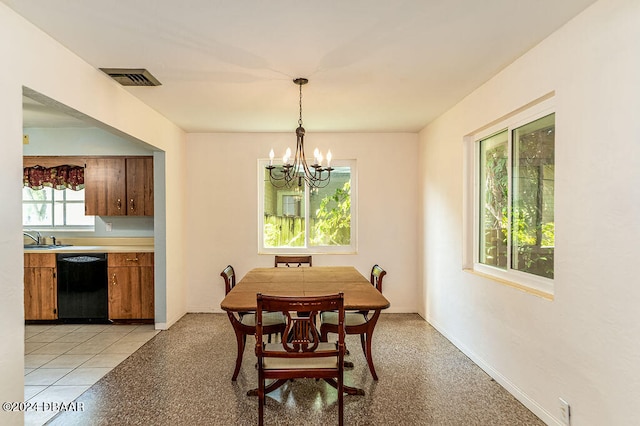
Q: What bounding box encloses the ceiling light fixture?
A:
[266,78,332,189]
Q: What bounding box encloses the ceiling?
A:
[6,0,597,133]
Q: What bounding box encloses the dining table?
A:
[220,265,391,395]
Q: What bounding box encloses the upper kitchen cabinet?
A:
[85,157,153,216]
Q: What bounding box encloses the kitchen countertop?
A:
[23,237,154,254]
[24,245,154,253]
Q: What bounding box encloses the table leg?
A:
[362,309,381,380]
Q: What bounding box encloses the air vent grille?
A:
[100,68,161,86]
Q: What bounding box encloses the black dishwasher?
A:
[57,253,108,323]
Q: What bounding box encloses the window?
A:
[258,160,356,253]
[468,100,555,295]
[23,187,94,229]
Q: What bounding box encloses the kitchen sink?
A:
[24,244,72,249]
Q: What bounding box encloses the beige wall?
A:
[0,4,187,420]
[185,132,420,314]
[419,0,640,424]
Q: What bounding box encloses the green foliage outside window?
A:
[480,113,555,279]
[263,180,351,248]
[264,216,305,247]
[311,181,351,246]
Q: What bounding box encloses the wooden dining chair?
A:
[220,265,286,381]
[274,255,312,267]
[255,293,345,426]
[320,264,387,380]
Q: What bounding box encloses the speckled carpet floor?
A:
[47,313,543,425]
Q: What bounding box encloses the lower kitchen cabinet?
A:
[24,253,58,320]
[108,252,154,320]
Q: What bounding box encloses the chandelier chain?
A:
[298,82,303,126]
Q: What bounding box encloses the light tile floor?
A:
[24,323,159,426]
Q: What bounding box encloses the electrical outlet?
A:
[23,135,29,144]
[559,397,571,425]
[105,222,112,232]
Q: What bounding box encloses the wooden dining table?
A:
[220,266,391,395]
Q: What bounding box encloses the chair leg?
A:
[232,331,245,381]
[258,376,264,426]
[338,372,344,426]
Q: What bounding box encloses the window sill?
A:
[463,268,554,301]
[23,227,95,233]
[259,249,358,255]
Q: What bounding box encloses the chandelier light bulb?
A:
[269,149,275,165]
[326,150,332,167]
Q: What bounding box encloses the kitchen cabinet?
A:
[108,252,154,320]
[85,157,153,216]
[24,253,57,320]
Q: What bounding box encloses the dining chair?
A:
[274,255,312,267]
[220,265,286,381]
[255,293,345,426]
[320,264,387,380]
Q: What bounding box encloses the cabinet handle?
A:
[126,258,139,262]
[111,273,117,286]
[130,198,135,211]
[117,199,122,210]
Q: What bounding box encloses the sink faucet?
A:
[23,230,42,245]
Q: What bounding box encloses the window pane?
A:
[23,203,53,226]
[54,201,64,226]
[65,188,85,201]
[66,203,94,226]
[23,186,51,201]
[309,167,351,247]
[512,113,555,279]
[263,169,305,247]
[479,131,508,269]
[22,186,92,229]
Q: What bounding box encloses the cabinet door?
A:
[24,267,57,320]
[108,266,140,319]
[108,253,154,320]
[126,157,154,216]
[84,158,127,216]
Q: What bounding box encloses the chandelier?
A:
[266,78,332,189]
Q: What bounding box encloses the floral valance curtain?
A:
[23,165,85,190]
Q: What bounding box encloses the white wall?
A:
[185,132,419,314]
[23,127,153,156]
[0,5,187,423]
[419,0,640,424]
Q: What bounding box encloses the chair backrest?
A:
[220,265,236,295]
[370,264,387,293]
[256,293,344,358]
[274,255,313,267]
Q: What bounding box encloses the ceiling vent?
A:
[100,68,161,86]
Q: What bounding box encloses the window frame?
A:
[465,97,555,296]
[22,186,95,231]
[258,158,357,255]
